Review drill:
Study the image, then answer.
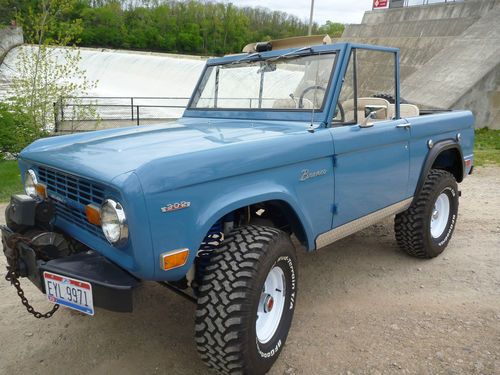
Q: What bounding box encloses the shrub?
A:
[0,103,45,159]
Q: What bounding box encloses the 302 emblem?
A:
[161,201,191,213]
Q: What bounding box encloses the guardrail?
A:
[54,96,190,133]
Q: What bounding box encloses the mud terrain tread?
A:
[194,225,284,374]
[395,169,455,258]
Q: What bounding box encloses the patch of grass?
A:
[0,160,23,202]
[475,128,500,166]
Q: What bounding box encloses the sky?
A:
[228,0,375,25]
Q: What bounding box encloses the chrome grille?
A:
[37,166,106,240]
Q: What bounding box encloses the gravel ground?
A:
[0,167,499,375]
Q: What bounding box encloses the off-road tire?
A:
[195,225,298,374]
[395,169,459,258]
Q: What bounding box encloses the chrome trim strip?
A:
[315,197,413,249]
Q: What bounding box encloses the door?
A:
[329,47,410,228]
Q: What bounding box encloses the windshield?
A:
[189,53,336,111]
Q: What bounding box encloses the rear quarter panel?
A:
[407,110,475,196]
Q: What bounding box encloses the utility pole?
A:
[308,0,315,35]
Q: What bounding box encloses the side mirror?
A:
[359,111,377,128]
[359,105,387,128]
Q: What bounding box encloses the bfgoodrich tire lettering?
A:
[395,169,459,258]
[195,225,297,374]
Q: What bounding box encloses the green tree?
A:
[0,0,31,26]
[319,21,345,38]
[13,0,330,55]
[80,1,125,48]
[8,0,97,133]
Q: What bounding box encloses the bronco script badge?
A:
[161,201,191,213]
[299,169,327,181]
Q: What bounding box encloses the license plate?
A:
[43,272,94,316]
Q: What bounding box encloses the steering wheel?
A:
[298,85,326,109]
[335,102,345,123]
[298,85,345,122]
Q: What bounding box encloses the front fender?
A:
[195,184,315,251]
[146,157,334,281]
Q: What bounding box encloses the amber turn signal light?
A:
[85,204,101,226]
[35,183,47,199]
[160,249,189,271]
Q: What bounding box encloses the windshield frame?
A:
[188,52,338,113]
[184,44,343,123]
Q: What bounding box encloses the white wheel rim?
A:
[256,266,286,344]
[430,192,450,238]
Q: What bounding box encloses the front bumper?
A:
[1,225,140,313]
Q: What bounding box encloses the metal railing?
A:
[378,0,461,9]
[53,95,319,133]
[405,0,459,5]
[54,96,190,133]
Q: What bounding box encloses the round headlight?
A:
[101,199,128,246]
[24,169,38,197]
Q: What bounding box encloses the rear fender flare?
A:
[414,139,464,201]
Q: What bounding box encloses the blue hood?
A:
[20,117,333,191]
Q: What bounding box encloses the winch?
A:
[4,194,72,263]
[2,193,139,317]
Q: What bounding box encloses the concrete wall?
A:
[340,1,493,87]
[340,0,500,129]
[360,0,498,25]
[400,2,500,129]
[452,64,500,130]
[0,26,23,65]
[345,16,478,38]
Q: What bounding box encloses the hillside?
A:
[5,0,344,56]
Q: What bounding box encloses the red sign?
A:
[373,0,389,8]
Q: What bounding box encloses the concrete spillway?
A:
[0,46,207,98]
[76,49,207,98]
[0,46,313,128]
[0,47,209,128]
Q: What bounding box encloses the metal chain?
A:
[3,234,59,319]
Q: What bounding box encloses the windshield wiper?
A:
[229,46,312,66]
[268,46,313,62]
[231,52,262,65]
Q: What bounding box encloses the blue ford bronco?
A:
[2,40,474,374]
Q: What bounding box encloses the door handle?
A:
[396,123,411,129]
